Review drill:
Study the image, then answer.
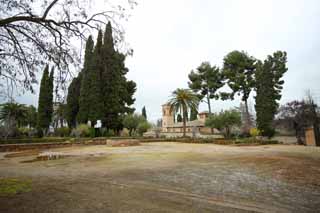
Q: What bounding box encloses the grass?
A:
[0,178,31,196]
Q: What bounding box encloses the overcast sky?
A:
[17,0,320,122]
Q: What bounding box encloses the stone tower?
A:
[162,104,174,130]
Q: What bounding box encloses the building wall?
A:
[162,104,174,132]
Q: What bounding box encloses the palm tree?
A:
[168,88,199,137]
[0,102,28,139]
[0,103,28,127]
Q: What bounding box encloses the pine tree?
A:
[223,51,256,134]
[66,73,82,128]
[188,62,224,114]
[142,106,147,120]
[78,36,94,124]
[37,65,54,133]
[255,51,287,137]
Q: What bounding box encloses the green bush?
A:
[74,124,90,137]
[137,121,152,136]
[101,129,115,137]
[54,127,71,137]
[89,128,95,138]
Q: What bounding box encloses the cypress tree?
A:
[255,51,287,137]
[48,67,54,124]
[37,65,54,133]
[78,36,94,124]
[101,22,136,130]
[88,30,104,125]
[142,106,147,120]
[66,73,82,128]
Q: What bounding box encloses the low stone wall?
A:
[107,139,140,147]
[272,136,297,145]
[160,132,224,139]
[0,142,73,152]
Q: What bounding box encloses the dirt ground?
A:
[0,142,320,213]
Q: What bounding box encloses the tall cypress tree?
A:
[255,51,287,137]
[101,22,136,130]
[78,36,94,124]
[88,30,104,125]
[66,73,82,128]
[48,67,54,124]
[76,23,136,131]
[142,106,147,120]
[37,65,54,133]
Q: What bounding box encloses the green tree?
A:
[142,106,147,120]
[168,89,199,137]
[24,105,37,128]
[222,51,256,133]
[137,121,151,136]
[190,108,198,121]
[88,30,104,126]
[0,102,28,139]
[123,114,145,136]
[188,62,224,114]
[205,109,241,139]
[101,22,136,131]
[48,67,54,122]
[255,51,288,137]
[78,36,94,124]
[0,102,28,128]
[37,65,54,133]
[177,114,183,122]
[66,73,82,128]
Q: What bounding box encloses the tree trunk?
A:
[183,108,187,137]
[243,99,252,134]
[207,94,214,134]
[226,126,230,139]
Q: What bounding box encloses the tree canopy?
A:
[222,50,256,133]
[188,62,224,114]
[255,51,287,137]
[68,23,136,131]
[205,109,241,139]
[37,65,54,132]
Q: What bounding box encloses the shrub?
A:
[74,124,90,137]
[137,121,151,136]
[250,128,260,138]
[54,127,71,137]
[89,128,96,138]
[36,128,44,138]
[101,128,115,137]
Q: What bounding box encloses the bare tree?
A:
[0,0,136,97]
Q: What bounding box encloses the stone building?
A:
[161,104,217,134]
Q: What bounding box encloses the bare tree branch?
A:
[0,0,136,100]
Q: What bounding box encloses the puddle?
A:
[21,152,69,163]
